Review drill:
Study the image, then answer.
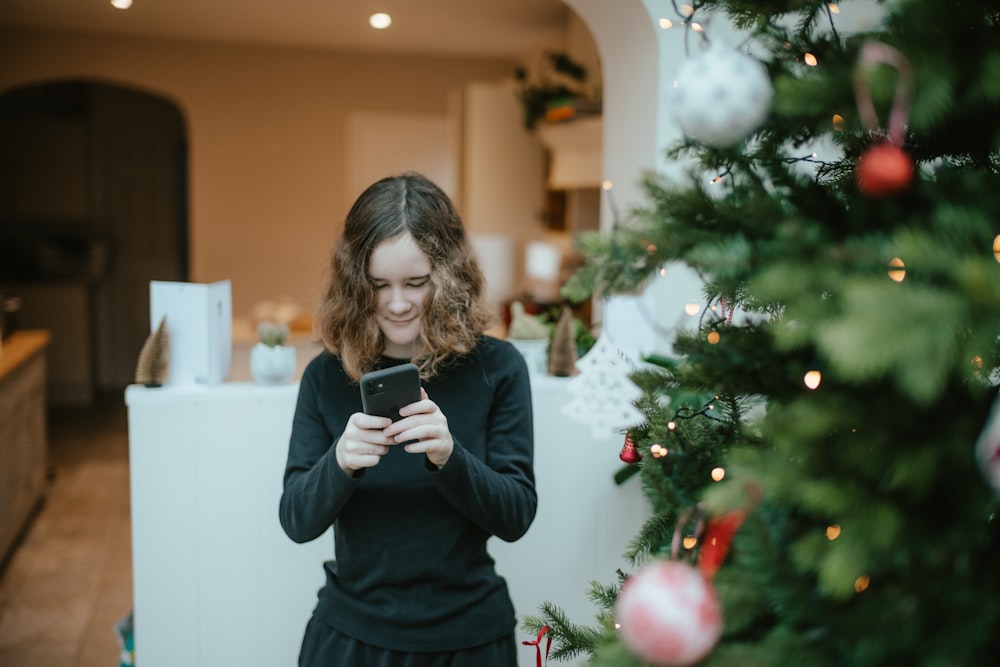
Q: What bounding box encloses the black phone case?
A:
[360,363,421,421]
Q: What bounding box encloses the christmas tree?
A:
[525,1,1000,665]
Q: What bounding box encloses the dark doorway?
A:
[0,80,188,404]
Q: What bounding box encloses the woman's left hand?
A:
[383,388,454,468]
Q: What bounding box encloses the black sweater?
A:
[279,336,537,651]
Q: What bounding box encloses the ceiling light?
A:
[369,13,392,30]
[111,0,133,9]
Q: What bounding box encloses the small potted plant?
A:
[506,301,551,374]
[250,321,296,384]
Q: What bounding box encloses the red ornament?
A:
[616,560,723,666]
[853,42,915,197]
[619,434,642,464]
[856,142,913,196]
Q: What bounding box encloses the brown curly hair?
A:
[315,172,494,381]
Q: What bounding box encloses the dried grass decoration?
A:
[547,305,578,377]
[135,315,169,387]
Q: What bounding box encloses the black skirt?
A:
[298,615,517,667]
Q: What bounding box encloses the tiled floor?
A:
[0,395,132,667]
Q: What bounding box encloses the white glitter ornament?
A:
[672,43,774,147]
[616,560,723,666]
[975,392,1000,495]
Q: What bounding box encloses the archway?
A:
[0,80,188,403]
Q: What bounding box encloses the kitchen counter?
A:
[0,329,50,567]
[0,329,50,380]
[125,374,648,667]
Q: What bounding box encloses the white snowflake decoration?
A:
[563,334,645,439]
[672,42,774,147]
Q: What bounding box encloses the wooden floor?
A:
[0,395,132,667]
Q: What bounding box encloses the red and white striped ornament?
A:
[615,560,722,666]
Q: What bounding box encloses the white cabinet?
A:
[126,376,647,667]
[126,383,328,667]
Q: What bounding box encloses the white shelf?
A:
[535,115,603,189]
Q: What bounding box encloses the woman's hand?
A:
[335,412,396,475]
[384,388,454,469]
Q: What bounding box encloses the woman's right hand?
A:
[335,412,396,475]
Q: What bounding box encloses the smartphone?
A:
[360,363,421,421]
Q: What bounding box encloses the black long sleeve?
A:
[278,336,536,652]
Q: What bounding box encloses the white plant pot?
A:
[250,343,296,384]
[507,338,549,375]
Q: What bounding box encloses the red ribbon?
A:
[522,625,552,667]
[697,509,746,579]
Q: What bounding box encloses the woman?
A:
[279,172,537,666]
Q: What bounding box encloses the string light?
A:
[659,18,674,29]
[828,3,841,14]
[832,114,846,131]
[854,575,870,593]
[825,524,842,540]
[685,303,700,316]
[707,331,721,344]
[804,370,822,390]
[110,0,132,9]
[993,234,1000,263]
[710,467,726,481]
[887,257,906,282]
[804,53,819,66]
[682,536,698,549]
[691,22,703,32]
[651,444,668,458]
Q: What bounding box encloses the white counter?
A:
[126,375,648,667]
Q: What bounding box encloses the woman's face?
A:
[368,232,432,359]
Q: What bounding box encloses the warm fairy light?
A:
[710,467,726,482]
[683,536,698,549]
[646,244,658,254]
[615,622,621,630]
[826,524,841,540]
[685,303,700,316]
[707,331,721,344]
[659,266,668,277]
[602,179,614,191]
[804,370,822,390]
[110,0,132,9]
[667,421,677,431]
[691,22,703,32]
[972,356,984,370]
[679,4,695,16]
[369,13,392,29]
[651,444,668,458]
[887,257,906,282]
[854,575,870,593]
[804,53,818,67]
[993,235,1000,263]
[832,114,845,131]
[828,3,841,14]
[659,18,674,29]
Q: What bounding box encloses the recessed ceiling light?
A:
[110,0,133,9]
[369,13,392,30]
